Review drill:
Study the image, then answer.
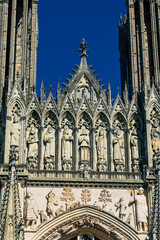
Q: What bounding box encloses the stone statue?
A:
[130,123,139,172]
[113,120,125,171]
[46,191,58,218]
[115,197,127,220]
[79,126,90,169]
[27,124,39,169]
[10,113,21,149]
[62,125,73,170]
[44,126,55,170]
[25,192,38,229]
[130,188,148,232]
[151,118,160,154]
[96,128,107,171]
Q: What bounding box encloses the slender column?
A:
[126,129,131,172]
[39,127,43,170]
[20,116,26,164]
[8,0,17,94]
[0,0,9,100]
[22,0,29,93]
[73,128,78,170]
[92,128,96,171]
[109,128,114,172]
[30,0,39,96]
[149,0,160,86]
[56,127,61,170]
[128,0,138,95]
[4,116,12,163]
[146,120,152,167]
[157,0,160,86]
[139,0,148,91]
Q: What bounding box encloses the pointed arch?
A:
[111,112,127,129]
[43,110,58,128]
[7,97,26,116]
[77,111,93,129]
[31,207,140,240]
[95,111,110,128]
[60,111,76,128]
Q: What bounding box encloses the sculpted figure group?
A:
[24,187,148,233]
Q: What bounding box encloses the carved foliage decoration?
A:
[98,188,112,210]
[112,115,125,172]
[43,112,57,170]
[61,114,74,170]
[150,108,160,161]
[60,187,75,210]
[95,115,108,171]
[26,113,40,169]
[78,113,91,169]
[129,116,141,172]
[10,104,21,162]
[81,189,91,205]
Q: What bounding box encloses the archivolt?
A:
[31,207,140,240]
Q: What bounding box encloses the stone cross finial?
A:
[78,38,89,58]
[49,84,53,93]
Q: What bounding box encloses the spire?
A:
[78,39,89,69]
[40,77,46,103]
[57,78,61,105]
[107,80,111,106]
[123,81,128,107]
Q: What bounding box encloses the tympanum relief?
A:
[24,188,149,233]
[112,117,125,171]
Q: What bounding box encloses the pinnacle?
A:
[78,39,89,69]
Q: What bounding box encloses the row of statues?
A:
[9,108,160,170]
[25,188,148,233]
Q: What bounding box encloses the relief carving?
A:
[115,197,127,220]
[81,188,91,205]
[46,191,58,218]
[98,188,112,211]
[25,192,38,229]
[130,188,148,232]
[38,210,48,224]
[112,118,125,171]
[60,187,75,210]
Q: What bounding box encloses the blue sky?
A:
[37,0,127,99]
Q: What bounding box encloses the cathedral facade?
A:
[0,0,160,239]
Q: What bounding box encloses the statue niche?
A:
[43,115,56,170]
[150,108,160,162]
[10,104,21,162]
[130,118,141,172]
[27,115,39,169]
[95,116,108,171]
[61,115,74,170]
[78,115,91,170]
[112,117,125,172]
